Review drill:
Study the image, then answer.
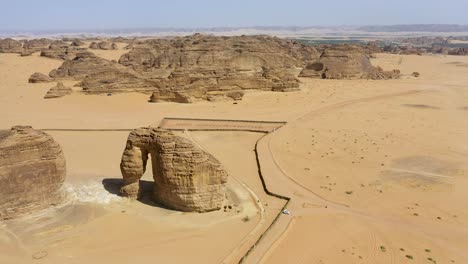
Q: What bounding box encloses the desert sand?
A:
[1,46,468,264]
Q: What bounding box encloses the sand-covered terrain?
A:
[1,46,468,264]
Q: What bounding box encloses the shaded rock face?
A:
[29,72,52,83]
[0,126,66,220]
[120,128,228,212]
[49,34,317,102]
[299,45,400,80]
[0,38,23,53]
[44,82,73,99]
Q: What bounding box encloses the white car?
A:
[282,209,290,215]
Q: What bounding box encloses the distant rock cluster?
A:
[48,34,313,102]
[120,128,228,212]
[89,41,118,50]
[0,126,66,220]
[3,34,406,102]
[0,38,87,59]
[383,36,468,56]
[43,34,389,102]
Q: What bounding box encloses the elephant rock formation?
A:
[120,128,228,212]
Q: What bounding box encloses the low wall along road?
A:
[158,118,286,133]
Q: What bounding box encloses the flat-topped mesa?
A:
[120,128,228,212]
[0,126,66,220]
[299,45,400,80]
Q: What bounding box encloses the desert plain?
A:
[0,40,468,264]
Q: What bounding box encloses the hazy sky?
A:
[1,0,467,30]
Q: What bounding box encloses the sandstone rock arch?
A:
[120,128,228,212]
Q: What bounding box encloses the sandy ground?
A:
[1,47,468,264]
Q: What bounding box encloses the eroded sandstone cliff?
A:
[48,34,318,102]
[299,45,400,79]
[0,126,66,220]
[120,128,228,212]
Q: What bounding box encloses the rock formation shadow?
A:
[101,178,175,209]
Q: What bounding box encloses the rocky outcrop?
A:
[0,38,23,53]
[71,40,85,46]
[29,72,53,83]
[89,42,99,49]
[40,41,86,60]
[21,38,53,57]
[89,41,117,50]
[0,126,66,220]
[46,34,316,102]
[299,45,400,79]
[49,51,116,79]
[47,35,402,101]
[21,49,35,57]
[23,38,53,52]
[44,82,73,99]
[120,128,228,212]
[149,89,193,103]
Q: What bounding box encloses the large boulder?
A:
[29,72,53,83]
[0,38,23,53]
[120,128,228,212]
[44,82,73,99]
[0,126,66,220]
